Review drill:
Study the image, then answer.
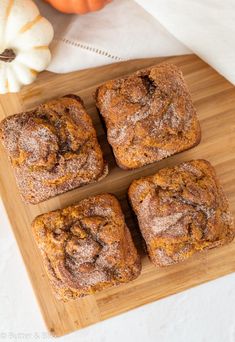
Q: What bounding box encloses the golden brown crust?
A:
[32,193,141,301]
[128,160,234,266]
[0,95,108,204]
[95,63,201,170]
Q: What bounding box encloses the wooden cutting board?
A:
[0,55,235,337]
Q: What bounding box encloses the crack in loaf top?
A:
[95,63,201,169]
[32,194,141,301]
[0,95,107,204]
[128,160,234,266]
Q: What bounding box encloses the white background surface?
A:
[0,197,235,342]
[1,0,235,341]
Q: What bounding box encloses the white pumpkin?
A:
[0,0,54,94]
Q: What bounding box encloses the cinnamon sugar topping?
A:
[129,160,234,267]
[96,63,201,169]
[0,95,108,203]
[32,194,141,300]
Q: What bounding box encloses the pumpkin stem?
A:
[0,49,16,63]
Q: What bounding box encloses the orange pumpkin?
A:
[45,0,112,14]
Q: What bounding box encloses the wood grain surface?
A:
[0,55,235,337]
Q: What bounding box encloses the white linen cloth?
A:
[35,0,235,85]
[135,0,235,85]
[35,0,190,72]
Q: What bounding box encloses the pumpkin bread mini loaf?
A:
[128,160,234,267]
[95,63,201,169]
[0,95,108,204]
[32,193,141,300]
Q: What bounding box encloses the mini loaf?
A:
[0,95,107,204]
[128,160,234,266]
[32,193,141,300]
[95,63,201,169]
